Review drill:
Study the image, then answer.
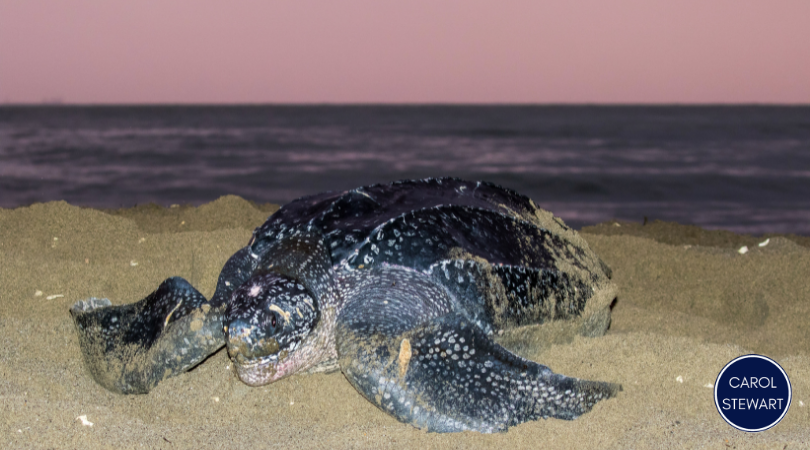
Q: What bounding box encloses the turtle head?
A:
[225,272,320,385]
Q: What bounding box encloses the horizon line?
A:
[3,101,810,107]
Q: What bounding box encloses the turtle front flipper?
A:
[70,277,224,394]
[336,265,620,433]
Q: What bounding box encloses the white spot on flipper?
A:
[164,301,182,327]
[398,338,412,378]
[249,285,262,297]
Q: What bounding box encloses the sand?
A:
[1,197,808,449]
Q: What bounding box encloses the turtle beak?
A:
[225,319,280,363]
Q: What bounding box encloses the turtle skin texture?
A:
[70,178,620,433]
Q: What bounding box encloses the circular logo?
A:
[714,354,791,432]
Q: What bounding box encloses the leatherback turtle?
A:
[71,178,620,433]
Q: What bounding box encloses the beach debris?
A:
[130,260,138,267]
[212,396,220,403]
[52,237,58,248]
[290,401,294,405]
[46,294,64,300]
[737,246,748,255]
[758,238,770,247]
[85,258,89,264]
[675,375,684,383]
[76,415,94,427]
[704,383,713,388]
[139,237,146,244]
[34,290,43,297]
[800,400,805,407]
[170,204,180,208]
[180,221,186,226]
[613,222,621,227]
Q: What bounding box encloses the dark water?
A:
[1,105,809,235]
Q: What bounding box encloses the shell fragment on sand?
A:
[76,415,93,426]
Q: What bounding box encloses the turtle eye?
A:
[265,310,280,333]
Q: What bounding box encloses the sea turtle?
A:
[70,178,620,433]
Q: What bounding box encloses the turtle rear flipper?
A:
[70,277,224,394]
[336,266,619,433]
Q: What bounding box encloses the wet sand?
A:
[1,197,808,449]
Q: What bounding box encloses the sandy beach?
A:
[1,196,808,449]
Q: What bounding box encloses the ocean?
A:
[1,105,808,235]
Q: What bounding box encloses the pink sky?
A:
[2,1,809,104]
